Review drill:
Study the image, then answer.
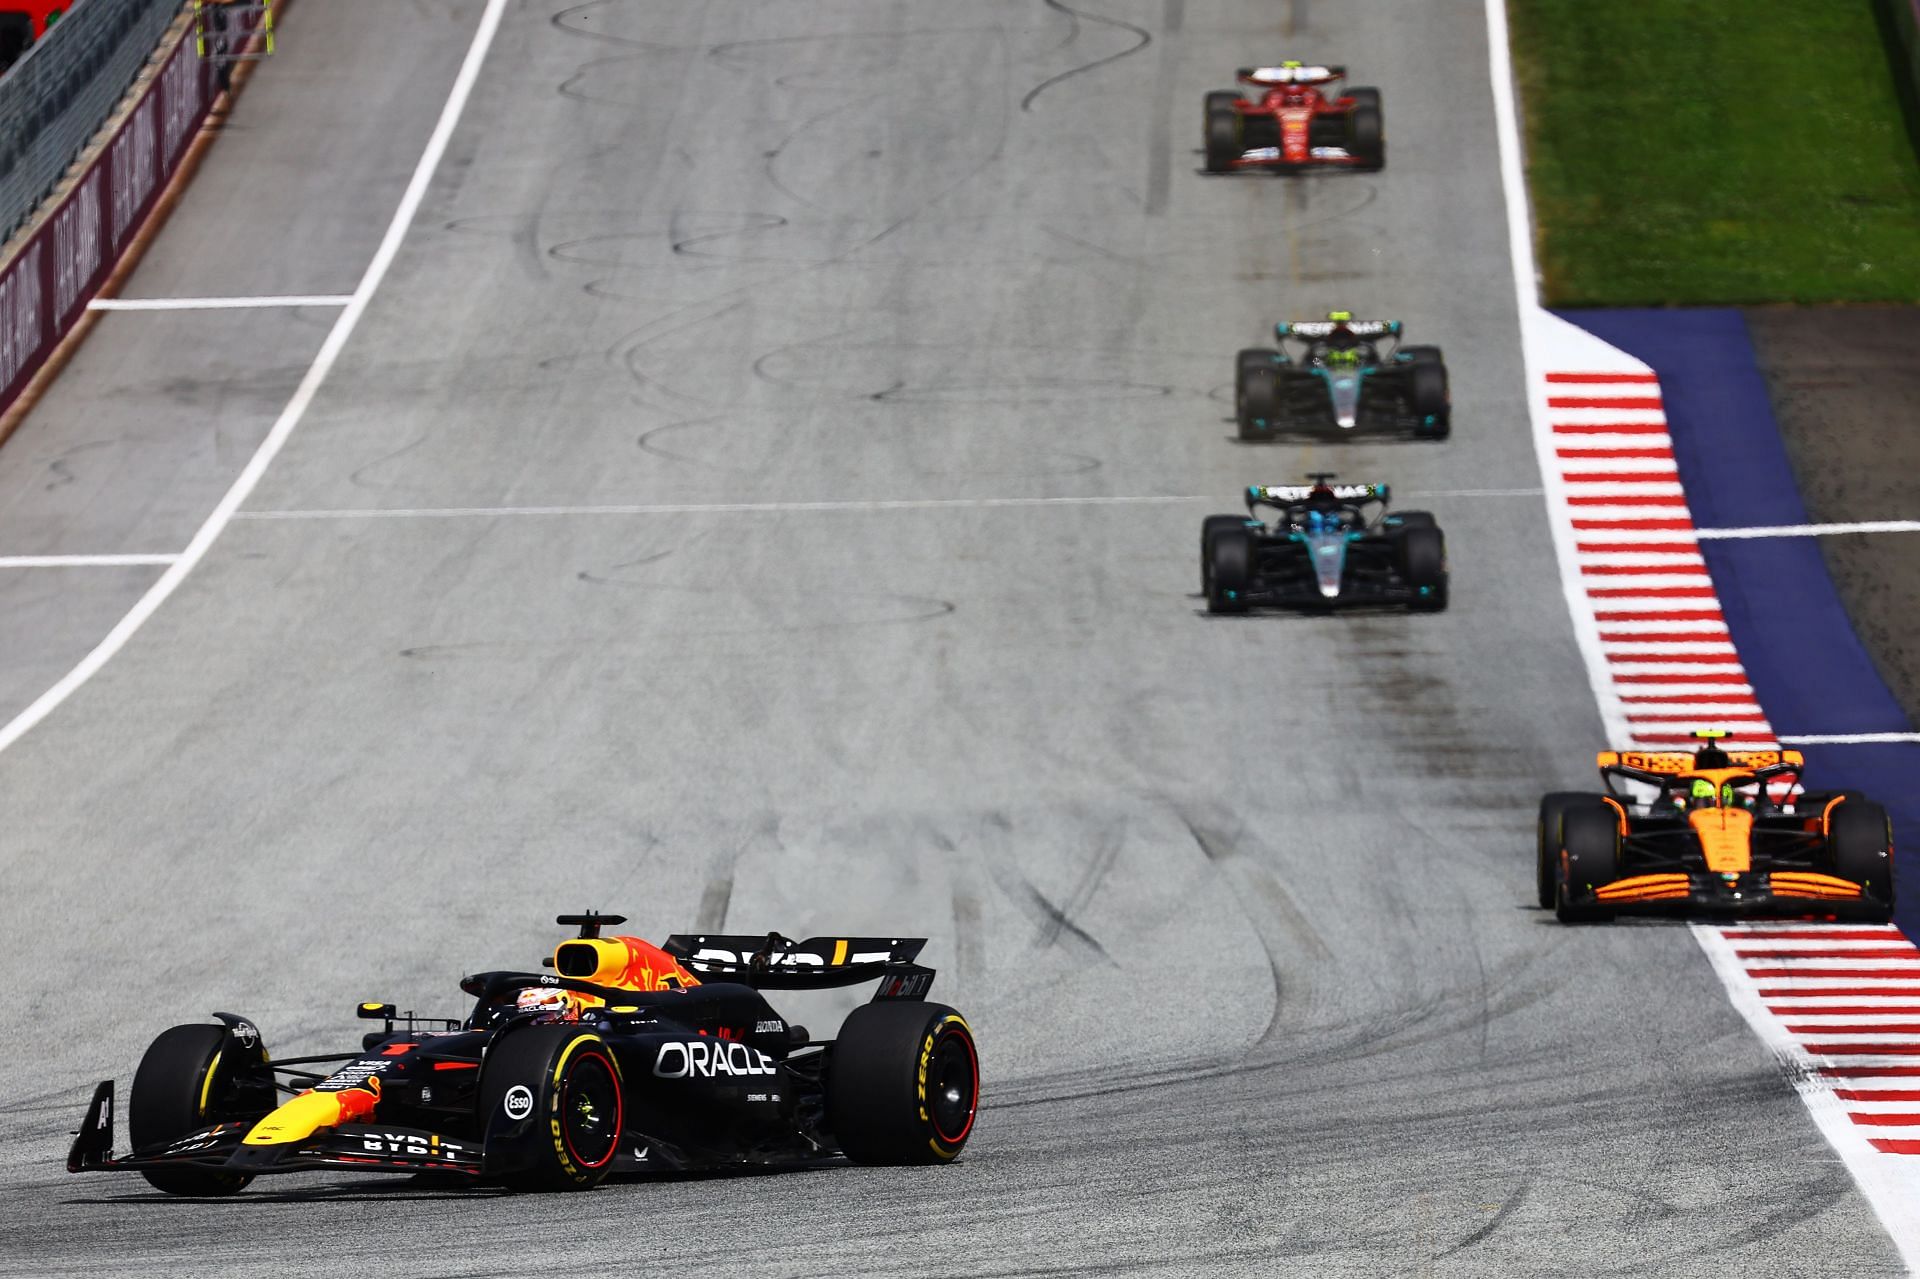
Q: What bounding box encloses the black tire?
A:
[1202,515,1250,591]
[1408,360,1450,439]
[1397,526,1448,612]
[1537,792,1593,909]
[1400,345,1443,366]
[1346,88,1382,116]
[129,1024,257,1196]
[480,1025,624,1191]
[1348,103,1384,170]
[1205,103,1242,173]
[1207,530,1253,614]
[1238,366,1280,440]
[1205,90,1239,119]
[1830,798,1895,913]
[1389,510,1437,531]
[1555,800,1620,923]
[828,1002,979,1165]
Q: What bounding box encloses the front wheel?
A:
[1207,530,1253,613]
[481,1026,625,1191]
[1398,526,1448,611]
[1348,102,1384,170]
[1537,793,1592,909]
[1555,801,1620,923]
[1830,798,1894,916]
[130,1024,260,1196]
[829,1002,980,1165]
[1202,515,1250,592]
[1205,102,1242,172]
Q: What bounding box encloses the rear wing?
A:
[1239,65,1344,86]
[1279,320,1398,339]
[1597,749,1805,775]
[1248,482,1387,508]
[662,932,935,998]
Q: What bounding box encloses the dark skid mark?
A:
[1433,1174,1531,1261]
[1022,0,1152,112]
[576,548,676,585]
[550,0,682,51]
[42,439,117,491]
[1018,877,1111,963]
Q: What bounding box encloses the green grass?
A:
[1509,0,1920,305]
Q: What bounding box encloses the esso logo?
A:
[502,1085,534,1120]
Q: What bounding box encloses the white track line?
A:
[1484,0,1920,1266]
[232,488,1550,521]
[88,295,355,311]
[1779,734,1920,746]
[0,0,509,758]
[0,553,179,567]
[1697,521,1920,540]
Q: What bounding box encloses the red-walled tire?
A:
[828,1003,979,1165]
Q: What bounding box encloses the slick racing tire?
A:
[1348,101,1384,170]
[1397,526,1448,612]
[1408,360,1450,439]
[1205,100,1241,173]
[1388,510,1436,531]
[1202,515,1252,592]
[1346,87,1382,116]
[482,1025,624,1191]
[1829,798,1895,916]
[1207,530,1253,614]
[1555,800,1620,923]
[1537,793,1594,909]
[130,1023,260,1196]
[1238,362,1280,440]
[829,1002,979,1165]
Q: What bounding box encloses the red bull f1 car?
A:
[1540,733,1895,922]
[1204,64,1383,174]
[1200,476,1447,614]
[67,914,980,1193]
[1235,313,1450,441]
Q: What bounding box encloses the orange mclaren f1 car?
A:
[1538,731,1895,923]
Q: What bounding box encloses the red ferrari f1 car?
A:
[1204,64,1383,174]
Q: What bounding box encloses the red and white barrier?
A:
[0,12,253,419]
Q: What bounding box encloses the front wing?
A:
[67,1082,485,1180]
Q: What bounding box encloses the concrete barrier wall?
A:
[0,17,245,418]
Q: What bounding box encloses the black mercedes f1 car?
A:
[1234,315,1450,442]
[1201,476,1447,614]
[67,914,979,1193]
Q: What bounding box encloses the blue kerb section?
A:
[1557,308,1920,935]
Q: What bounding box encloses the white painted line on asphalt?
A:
[0,553,179,567]
[232,489,1550,521]
[0,0,511,758]
[88,295,355,311]
[1778,733,1920,746]
[1696,521,1920,540]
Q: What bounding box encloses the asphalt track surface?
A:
[0,0,1904,1275]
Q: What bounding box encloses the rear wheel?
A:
[1207,530,1253,613]
[1346,88,1382,116]
[1397,526,1447,611]
[1202,515,1250,591]
[130,1024,258,1196]
[829,1002,979,1165]
[1555,801,1620,922]
[1537,793,1593,909]
[481,1026,624,1191]
[1830,798,1894,915]
[1205,101,1242,172]
[1348,102,1384,170]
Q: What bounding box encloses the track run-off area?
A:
[0,0,1911,1274]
